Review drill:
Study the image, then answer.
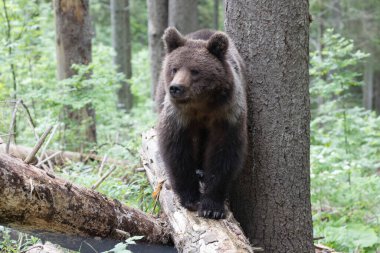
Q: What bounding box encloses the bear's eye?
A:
[190,69,200,76]
[171,68,177,75]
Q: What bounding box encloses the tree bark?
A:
[141,129,258,253]
[0,153,171,250]
[111,0,133,111]
[331,0,343,31]
[373,70,380,114]
[147,0,168,99]
[225,1,314,252]
[54,0,96,146]
[168,0,198,35]
[363,60,374,110]
[213,0,219,30]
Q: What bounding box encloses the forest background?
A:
[0,0,379,252]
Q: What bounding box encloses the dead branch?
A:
[39,124,58,159]
[0,143,130,168]
[98,153,108,176]
[6,99,20,153]
[19,100,39,141]
[36,151,61,167]
[24,125,53,164]
[91,165,117,190]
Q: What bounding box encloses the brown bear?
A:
[155,27,247,219]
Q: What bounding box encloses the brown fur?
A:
[156,27,247,219]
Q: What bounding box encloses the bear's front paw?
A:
[198,198,225,219]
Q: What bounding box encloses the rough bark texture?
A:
[54,0,96,145]
[147,0,168,98]
[168,0,198,35]
[111,0,133,111]
[0,153,171,248]
[363,62,380,114]
[363,61,373,110]
[225,1,314,252]
[141,129,257,253]
[213,0,219,30]
[374,71,380,114]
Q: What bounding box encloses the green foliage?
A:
[198,0,224,30]
[310,29,368,101]
[310,30,380,252]
[0,226,40,253]
[59,161,155,212]
[0,0,157,219]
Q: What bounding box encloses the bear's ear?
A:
[207,32,229,59]
[163,27,186,53]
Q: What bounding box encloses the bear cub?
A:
[156,27,247,219]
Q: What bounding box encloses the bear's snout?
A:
[169,84,186,98]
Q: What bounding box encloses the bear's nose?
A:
[169,85,185,97]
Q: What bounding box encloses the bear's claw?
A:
[198,198,225,219]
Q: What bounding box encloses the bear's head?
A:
[162,27,233,109]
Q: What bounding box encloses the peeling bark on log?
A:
[0,153,171,250]
[141,129,256,253]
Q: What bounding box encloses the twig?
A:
[24,125,53,164]
[91,165,117,190]
[6,100,20,154]
[114,229,130,238]
[21,245,43,253]
[97,154,108,177]
[40,124,58,158]
[19,100,39,140]
[80,241,98,253]
[39,124,59,171]
[19,100,35,128]
[36,151,62,167]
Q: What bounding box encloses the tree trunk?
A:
[363,60,374,110]
[168,0,198,34]
[225,1,314,252]
[331,0,343,31]
[111,0,133,111]
[54,0,97,146]
[141,129,258,253]
[147,0,168,99]
[0,153,171,250]
[213,0,219,30]
[373,70,380,114]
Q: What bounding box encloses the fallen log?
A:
[0,153,171,250]
[141,129,257,253]
[0,140,129,168]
